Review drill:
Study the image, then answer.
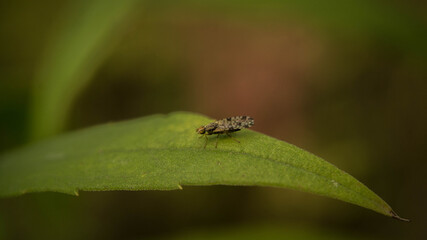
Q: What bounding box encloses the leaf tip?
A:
[390,210,410,222]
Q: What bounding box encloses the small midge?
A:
[196,116,254,148]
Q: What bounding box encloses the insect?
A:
[196,116,254,148]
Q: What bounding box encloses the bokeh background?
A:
[0,0,426,239]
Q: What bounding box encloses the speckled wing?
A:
[213,116,254,133]
[212,125,235,133]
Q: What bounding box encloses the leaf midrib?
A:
[94,145,387,212]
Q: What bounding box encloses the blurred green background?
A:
[0,0,426,239]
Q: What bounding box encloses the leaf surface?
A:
[0,112,407,221]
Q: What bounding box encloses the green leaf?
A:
[0,112,408,221]
[30,0,139,140]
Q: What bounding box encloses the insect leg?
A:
[203,135,208,149]
[215,134,220,148]
[226,132,240,143]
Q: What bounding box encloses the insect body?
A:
[196,116,254,148]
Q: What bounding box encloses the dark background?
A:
[0,1,426,239]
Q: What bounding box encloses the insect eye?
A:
[196,127,205,134]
